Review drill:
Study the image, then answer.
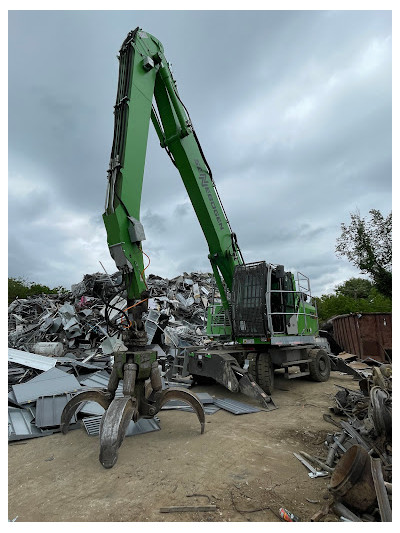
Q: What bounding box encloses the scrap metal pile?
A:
[295,363,392,522]
[8,270,221,442]
[8,270,217,361]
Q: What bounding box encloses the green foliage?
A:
[316,287,392,322]
[335,277,374,299]
[8,277,67,305]
[336,209,392,298]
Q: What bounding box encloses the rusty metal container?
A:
[329,445,376,512]
[331,313,391,362]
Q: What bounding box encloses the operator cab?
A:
[231,261,317,340]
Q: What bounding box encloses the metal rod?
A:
[370,455,392,522]
[299,450,334,473]
[99,260,119,293]
[331,502,362,522]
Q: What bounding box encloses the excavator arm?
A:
[103,28,243,311]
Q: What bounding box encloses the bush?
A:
[8,277,67,305]
[315,288,391,322]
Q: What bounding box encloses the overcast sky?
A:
[8,9,392,296]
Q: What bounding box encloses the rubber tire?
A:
[308,348,331,382]
[248,352,274,395]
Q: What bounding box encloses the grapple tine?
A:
[99,396,136,469]
[158,387,205,434]
[60,388,112,434]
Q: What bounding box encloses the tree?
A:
[336,209,392,298]
[335,277,374,299]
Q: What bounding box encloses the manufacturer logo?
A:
[195,159,224,230]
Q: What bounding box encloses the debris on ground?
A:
[298,361,392,522]
[279,507,300,522]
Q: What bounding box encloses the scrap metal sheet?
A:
[55,357,106,370]
[79,401,106,416]
[82,416,160,436]
[80,370,123,397]
[161,403,220,415]
[80,370,113,388]
[162,392,218,414]
[8,348,57,371]
[8,407,53,441]
[26,367,71,383]
[213,398,261,415]
[12,369,81,404]
[35,393,80,428]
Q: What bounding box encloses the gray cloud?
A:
[8,10,392,296]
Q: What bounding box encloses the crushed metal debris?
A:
[298,361,392,522]
[7,271,232,442]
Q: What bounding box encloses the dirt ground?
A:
[8,370,357,523]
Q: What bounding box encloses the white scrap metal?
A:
[8,348,57,371]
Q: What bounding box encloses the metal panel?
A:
[271,335,315,346]
[8,407,53,441]
[332,313,392,362]
[82,416,160,436]
[79,401,106,416]
[82,416,103,436]
[35,394,79,428]
[80,370,123,397]
[8,348,57,371]
[161,403,220,415]
[162,392,214,409]
[8,390,19,406]
[193,392,214,404]
[80,370,113,388]
[12,370,81,404]
[213,398,261,415]
[55,357,106,371]
[27,367,71,383]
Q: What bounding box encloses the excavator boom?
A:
[103,28,243,307]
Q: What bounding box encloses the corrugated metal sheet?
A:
[8,348,57,371]
[161,403,220,415]
[35,393,80,428]
[161,392,217,414]
[82,416,103,436]
[82,416,160,436]
[213,398,261,415]
[12,369,81,404]
[332,313,392,362]
[8,407,53,441]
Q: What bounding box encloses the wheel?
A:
[248,352,274,395]
[308,348,331,382]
